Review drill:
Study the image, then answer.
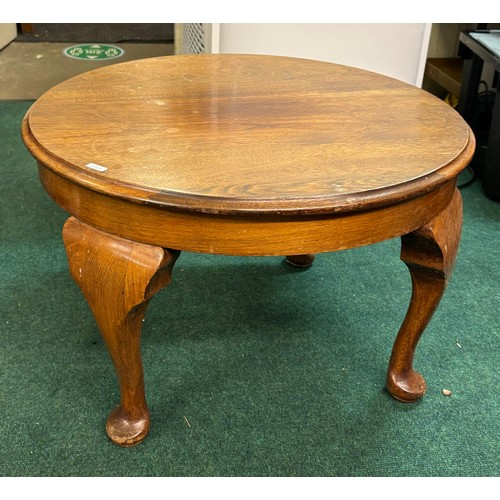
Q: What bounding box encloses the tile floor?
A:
[0,41,175,100]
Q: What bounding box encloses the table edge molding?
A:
[22,111,475,217]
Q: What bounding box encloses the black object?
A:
[458,30,500,201]
[467,82,496,179]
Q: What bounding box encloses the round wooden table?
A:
[23,54,475,446]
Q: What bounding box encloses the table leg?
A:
[285,254,316,268]
[62,217,179,446]
[386,188,462,402]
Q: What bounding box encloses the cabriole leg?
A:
[387,189,462,402]
[62,217,179,446]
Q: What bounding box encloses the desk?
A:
[459,30,500,200]
[23,54,475,446]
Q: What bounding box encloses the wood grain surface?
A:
[23,54,474,216]
[21,55,477,445]
[38,163,458,256]
[387,188,463,402]
[63,217,180,445]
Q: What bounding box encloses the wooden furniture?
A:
[22,54,475,446]
[425,57,463,98]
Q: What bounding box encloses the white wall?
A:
[0,23,16,50]
[217,23,431,86]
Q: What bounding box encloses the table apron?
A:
[39,164,457,256]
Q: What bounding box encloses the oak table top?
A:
[23,54,475,447]
[24,54,473,215]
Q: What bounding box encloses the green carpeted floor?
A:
[1,101,499,477]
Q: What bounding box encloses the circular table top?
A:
[24,54,474,215]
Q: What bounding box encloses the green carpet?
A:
[1,101,499,477]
